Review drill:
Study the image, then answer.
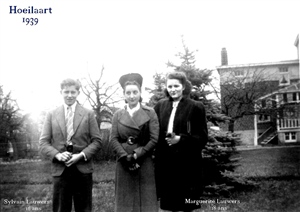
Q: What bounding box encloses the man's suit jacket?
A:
[39,104,102,176]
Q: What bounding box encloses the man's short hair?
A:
[60,79,81,91]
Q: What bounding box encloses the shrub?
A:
[202,128,256,196]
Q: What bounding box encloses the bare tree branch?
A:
[220,67,281,131]
[79,67,122,127]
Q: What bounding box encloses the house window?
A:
[234,70,244,77]
[293,93,297,101]
[280,75,289,85]
[285,133,289,140]
[291,132,296,140]
[261,99,266,108]
[258,114,270,122]
[283,94,288,103]
[279,67,288,72]
[279,67,290,85]
[285,132,297,142]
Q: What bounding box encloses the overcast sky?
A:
[0,0,299,119]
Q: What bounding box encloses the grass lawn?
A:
[0,161,116,212]
[1,147,299,212]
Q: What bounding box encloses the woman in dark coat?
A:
[154,71,208,212]
[110,73,159,212]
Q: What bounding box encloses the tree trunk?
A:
[11,139,18,160]
[228,119,235,132]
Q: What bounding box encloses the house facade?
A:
[216,35,300,146]
[255,83,300,145]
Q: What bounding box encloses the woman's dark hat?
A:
[119,73,143,89]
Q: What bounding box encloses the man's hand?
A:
[55,151,72,162]
[65,153,83,167]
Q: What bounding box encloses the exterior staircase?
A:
[258,127,278,145]
[260,132,278,145]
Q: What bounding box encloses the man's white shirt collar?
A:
[64,102,77,117]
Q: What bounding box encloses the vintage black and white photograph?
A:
[0,0,299,212]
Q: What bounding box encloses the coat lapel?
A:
[161,100,173,130]
[132,107,150,128]
[119,106,150,130]
[119,110,140,130]
[73,104,85,135]
[55,105,67,140]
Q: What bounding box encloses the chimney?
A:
[221,48,228,66]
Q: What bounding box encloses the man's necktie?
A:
[66,106,74,142]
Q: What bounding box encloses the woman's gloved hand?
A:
[120,154,140,171]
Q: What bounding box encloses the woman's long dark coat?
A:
[154,97,208,211]
[110,104,159,212]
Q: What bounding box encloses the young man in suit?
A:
[39,78,102,212]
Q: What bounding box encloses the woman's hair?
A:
[166,71,187,87]
[165,71,192,97]
[60,78,81,91]
[123,81,143,103]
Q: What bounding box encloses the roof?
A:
[257,82,300,100]
[216,59,299,70]
[276,82,300,93]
